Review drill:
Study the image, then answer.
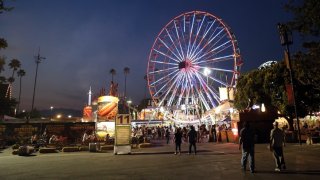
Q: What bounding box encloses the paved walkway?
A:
[0,141,320,180]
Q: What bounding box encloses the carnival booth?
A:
[212,101,239,143]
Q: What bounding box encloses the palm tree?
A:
[8,58,21,80]
[123,67,130,99]
[17,69,26,113]
[0,56,5,73]
[109,68,116,82]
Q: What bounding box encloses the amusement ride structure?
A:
[147,11,243,124]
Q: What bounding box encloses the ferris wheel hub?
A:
[178,60,193,70]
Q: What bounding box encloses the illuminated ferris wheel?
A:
[147,11,242,122]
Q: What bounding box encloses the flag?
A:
[286,84,294,105]
[284,51,290,70]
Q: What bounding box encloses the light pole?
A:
[127,100,132,117]
[203,67,211,85]
[202,67,211,115]
[31,49,45,112]
[278,23,301,145]
[50,106,53,120]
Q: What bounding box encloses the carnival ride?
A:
[147,11,243,124]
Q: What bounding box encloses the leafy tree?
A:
[0,0,13,14]
[285,0,320,55]
[235,58,320,130]
[235,0,320,130]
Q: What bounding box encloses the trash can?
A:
[89,143,100,152]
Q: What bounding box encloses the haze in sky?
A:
[0,0,297,111]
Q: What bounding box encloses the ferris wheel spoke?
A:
[183,15,186,33]
[201,43,233,61]
[193,72,217,108]
[189,19,216,60]
[164,29,184,61]
[185,70,196,105]
[150,60,177,66]
[189,15,206,60]
[199,91,211,111]
[150,69,179,86]
[158,72,184,106]
[197,33,230,60]
[149,66,177,74]
[158,37,183,61]
[152,70,181,97]
[193,40,231,62]
[184,79,191,105]
[176,80,186,105]
[208,75,229,87]
[177,74,189,105]
[190,27,224,61]
[153,49,181,63]
[200,66,235,74]
[186,70,201,106]
[186,13,196,59]
[191,80,210,110]
[174,20,186,60]
[167,75,183,106]
[206,87,221,106]
[195,54,234,65]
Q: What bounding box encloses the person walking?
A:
[239,121,255,173]
[174,128,182,155]
[187,125,197,155]
[165,128,170,144]
[211,125,217,142]
[270,121,286,172]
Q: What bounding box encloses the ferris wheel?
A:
[147,11,242,122]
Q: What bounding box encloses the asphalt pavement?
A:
[0,141,320,180]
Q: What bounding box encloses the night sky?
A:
[0,0,297,111]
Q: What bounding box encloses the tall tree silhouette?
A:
[109,68,116,82]
[8,58,20,81]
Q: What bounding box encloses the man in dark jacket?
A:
[239,121,255,173]
[188,125,197,155]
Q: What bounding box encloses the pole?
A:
[31,49,45,113]
[124,75,127,100]
[285,45,302,145]
[31,61,39,112]
[278,23,301,145]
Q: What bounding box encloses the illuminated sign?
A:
[97,96,119,121]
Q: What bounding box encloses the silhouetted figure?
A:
[270,121,286,172]
[174,128,182,155]
[187,126,197,155]
[239,121,255,173]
